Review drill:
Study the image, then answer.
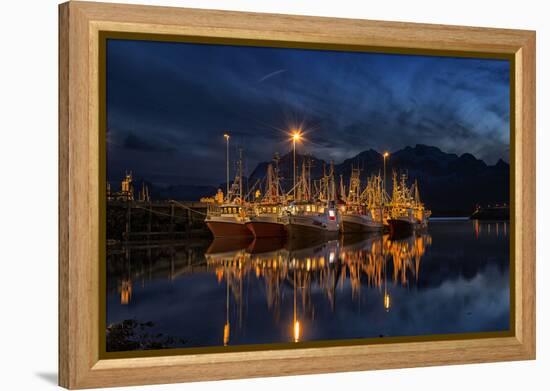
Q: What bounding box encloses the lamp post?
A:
[224,133,230,200]
[383,152,389,202]
[291,131,301,200]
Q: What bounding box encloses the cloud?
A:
[122,132,176,153]
[106,40,510,186]
[258,69,286,83]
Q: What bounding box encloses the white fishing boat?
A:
[340,167,383,233]
[284,160,340,239]
[245,156,287,238]
[341,210,383,232]
[285,201,340,239]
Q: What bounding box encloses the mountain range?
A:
[248,144,509,216]
[122,144,510,217]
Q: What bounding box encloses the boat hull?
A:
[388,218,415,237]
[285,215,339,239]
[206,220,252,238]
[342,214,383,233]
[246,221,286,238]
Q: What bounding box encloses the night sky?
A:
[106,39,510,188]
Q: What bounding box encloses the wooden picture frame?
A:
[59,1,536,388]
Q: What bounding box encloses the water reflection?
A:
[473,220,508,240]
[108,232,431,345]
[106,220,509,350]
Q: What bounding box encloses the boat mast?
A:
[414,179,421,205]
[239,148,243,202]
[329,161,336,202]
[266,163,274,202]
[273,153,282,202]
[307,157,312,200]
[348,166,361,204]
[340,174,346,203]
[224,133,230,201]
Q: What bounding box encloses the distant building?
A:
[107,171,136,201]
[201,188,224,204]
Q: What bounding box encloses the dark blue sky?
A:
[106,39,510,187]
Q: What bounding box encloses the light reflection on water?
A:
[106,220,509,351]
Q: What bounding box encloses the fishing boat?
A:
[285,161,340,239]
[387,212,416,236]
[205,149,253,238]
[387,173,430,236]
[285,201,340,239]
[341,209,383,232]
[246,205,287,238]
[340,168,383,233]
[205,203,252,238]
[245,156,288,238]
[410,179,431,228]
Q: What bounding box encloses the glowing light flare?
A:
[383,152,389,158]
[293,321,301,342]
[120,280,132,305]
[223,322,230,346]
[291,129,302,142]
[384,293,391,311]
[223,133,230,140]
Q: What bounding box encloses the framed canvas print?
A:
[59,1,536,389]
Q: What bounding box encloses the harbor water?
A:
[106,219,509,351]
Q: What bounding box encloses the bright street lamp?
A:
[291,130,302,199]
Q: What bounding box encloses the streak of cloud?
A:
[258,68,286,83]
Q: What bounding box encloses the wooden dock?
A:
[107,200,211,242]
